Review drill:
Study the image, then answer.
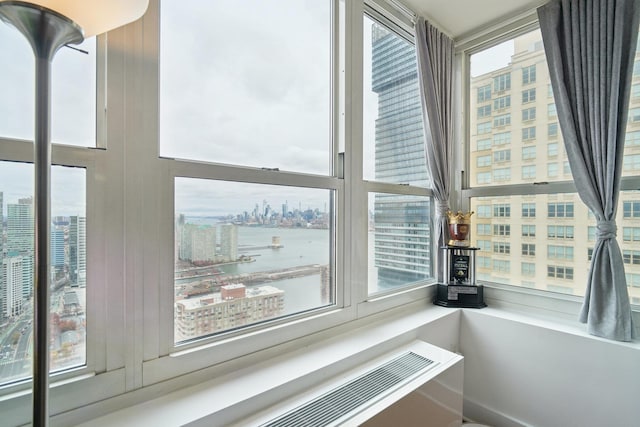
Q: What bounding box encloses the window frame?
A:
[147,0,349,370]
[0,35,117,404]
[0,1,437,419]
[360,4,436,303]
[460,19,640,311]
[142,0,436,383]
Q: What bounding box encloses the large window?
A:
[363,13,432,295]
[0,28,95,388]
[161,0,341,343]
[468,27,640,303]
[174,179,333,342]
[494,95,511,110]
[0,163,87,385]
[494,73,511,92]
[522,65,536,85]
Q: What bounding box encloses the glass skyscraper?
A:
[370,23,431,287]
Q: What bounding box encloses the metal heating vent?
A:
[261,352,435,427]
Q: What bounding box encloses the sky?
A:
[175,178,331,219]
[0,0,515,219]
[470,39,514,77]
[1,1,333,218]
[159,0,331,175]
[160,0,335,216]
[0,22,94,218]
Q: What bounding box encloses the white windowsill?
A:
[61,284,639,426]
[481,282,640,343]
[75,303,458,427]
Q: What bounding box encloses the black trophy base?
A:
[434,283,487,308]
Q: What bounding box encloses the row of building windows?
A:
[478,103,560,122]
[476,163,572,182]
[476,224,578,239]
[475,202,578,218]
[476,259,578,281]
[479,246,640,266]
[477,122,560,138]
[477,65,537,103]
[474,201,640,220]
[477,87,537,109]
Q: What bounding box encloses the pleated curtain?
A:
[415,17,454,283]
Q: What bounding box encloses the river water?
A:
[182,222,331,316]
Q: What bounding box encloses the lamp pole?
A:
[0,2,83,425]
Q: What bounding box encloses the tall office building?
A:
[469,30,640,303]
[69,216,87,287]
[51,226,65,273]
[370,22,431,286]
[6,197,33,254]
[6,198,33,299]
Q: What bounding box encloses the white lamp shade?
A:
[0,0,149,37]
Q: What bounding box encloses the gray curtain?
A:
[415,17,454,283]
[538,0,640,341]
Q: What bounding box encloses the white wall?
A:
[460,308,640,427]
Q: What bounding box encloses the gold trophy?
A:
[446,211,474,247]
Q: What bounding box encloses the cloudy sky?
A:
[0,1,333,218]
[0,0,457,219]
[0,20,94,217]
[160,0,331,175]
[163,0,334,217]
[470,39,514,77]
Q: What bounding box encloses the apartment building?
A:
[470,29,640,303]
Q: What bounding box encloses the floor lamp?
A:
[0,1,147,425]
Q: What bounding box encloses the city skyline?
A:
[175,177,332,218]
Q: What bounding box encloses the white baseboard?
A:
[463,396,529,427]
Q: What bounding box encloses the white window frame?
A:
[0,1,437,420]
[140,0,436,384]
[522,88,536,103]
[0,34,124,415]
[458,17,640,319]
[141,0,349,380]
[359,2,435,310]
[522,107,536,121]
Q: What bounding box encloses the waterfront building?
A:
[175,284,284,340]
[182,223,216,264]
[219,224,238,262]
[370,22,431,286]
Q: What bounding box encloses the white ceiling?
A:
[402,0,548,40]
